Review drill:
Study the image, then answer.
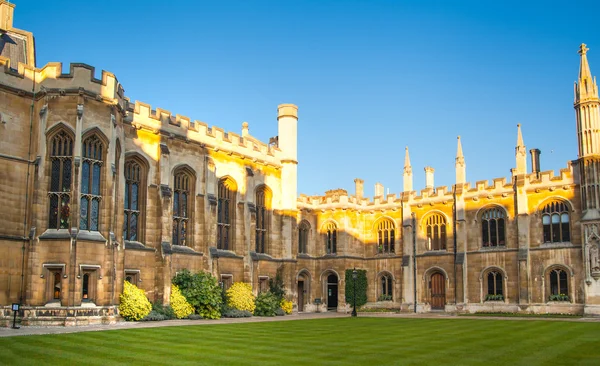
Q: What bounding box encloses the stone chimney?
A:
[0,1,15,31]
[354,178,364,200]
[530,148,541,175]
[375,182,384,197]
[425,167,435,189]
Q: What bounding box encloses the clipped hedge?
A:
[226,282,256,313]
[170,284,194,319]
[119,281,152,321]
[345,269,367,308]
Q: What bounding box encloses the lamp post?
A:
[352,268,358,317]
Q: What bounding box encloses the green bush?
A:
[378,294,392,301]
[549,294,570,302]
[269,268,286,302]
[345,269,367,308]
[222,308,253,318]
[226,282,256,313]
[170,285,194,319]
[275,308,285,316]
[172,269,223,319]
[254,291,280,317]
[142,310,167,321]
[151,300,176,320]
[485,294,504,301]
[119,281,152,321]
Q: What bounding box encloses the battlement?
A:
[127,101,282,166]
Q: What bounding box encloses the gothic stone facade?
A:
[1,2,600,325]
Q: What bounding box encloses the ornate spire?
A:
[456,136,464,167]
[404,146,412,175]
[579,43,592,81]
[575,43,600,157]
[515,124,527,174]
[576,43,598,103]
[455,136,466,184]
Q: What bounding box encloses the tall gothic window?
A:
[299,220,310,254]
[124,158,145,242]
[218,178,236,250]
[481,207,506,247]
[80,135,104,231]
[255,186,270,253]
[172,169,193,246]
[485,270,504,301]
[380,273,393,301]
[376,219,395,254]
[324,222,337,254]
[542,201,570,243]
[549,267,569,301]
[48,131,73,229]
[426,213,447,251]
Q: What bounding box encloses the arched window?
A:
[48,130,73,229]
[218,178,236,250]
[379,273,393,301]
[376,219,395,254]
[324,222,337,254]
[485,270,504,301]
[548,267,569,301]
[299,221,310,254]
[481,207,506,247]
[425,214,447,251]
[124,158,146,242]
[173,168,193,246]
[80,135,104,231]
[542,201,570,243]
[255,186,271,253]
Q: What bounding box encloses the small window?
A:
[549,268,569,301]
[46,268,63,303]
[125,271,140,284]
[259,276,269,293]
[221,275,233,291]
[425,214,447,251]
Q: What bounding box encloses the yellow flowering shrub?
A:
[170,284,194,319]
[280,299,293,315]
[226,282,256,313]
[119,281,152,321]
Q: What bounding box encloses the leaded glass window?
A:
[80,135,103,231]
[377,219,395,254]
[481,208,506,247]
[542,201,570,243]
[124,160,142,242]
[426,214,447,251]
[325,222,337,254]
[380,274,393,301]
[172,171,191,246]
[48,131,73,229]
[299,221,310,254]
[217,178,235,250]
[485,271,504,301]
[255,187,269,253]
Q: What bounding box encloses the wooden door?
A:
[430,273,445,310]
[298,281,304,312]
[327,274,338,309]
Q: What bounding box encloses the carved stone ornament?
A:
[76,104,84,118]
[590,243,600,280]
[160,184,172,198]
[207,193,217,206]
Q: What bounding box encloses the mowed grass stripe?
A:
[1,318,599,366]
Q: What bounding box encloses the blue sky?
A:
[16,0,600,198]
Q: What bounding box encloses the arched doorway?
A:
[430,272,445,310]
[297,270,311,312]
[326,273,338,310]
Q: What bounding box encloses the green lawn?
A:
[1,317,599,365]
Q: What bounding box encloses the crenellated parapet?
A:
[0,60,126,111]
[126,100,283,168]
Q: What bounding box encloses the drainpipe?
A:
[453,185,457,305]
[412,212,417,313]
[19,68,37,306]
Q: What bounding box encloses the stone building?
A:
[1,2,599,325]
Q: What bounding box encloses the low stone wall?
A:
[0,305,122,327]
